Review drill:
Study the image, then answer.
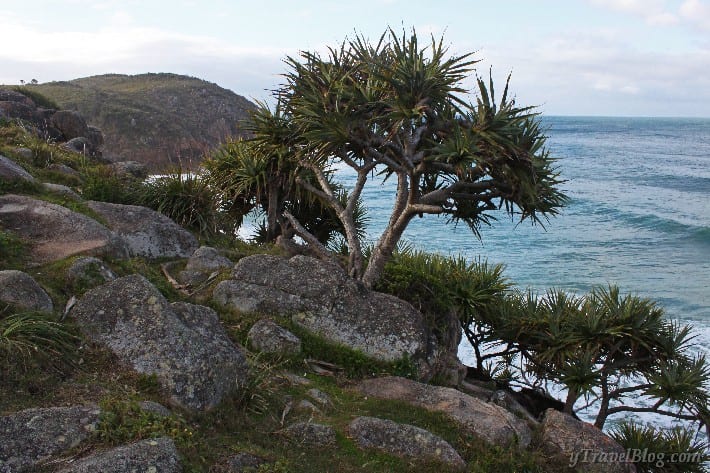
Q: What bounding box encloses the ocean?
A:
[340,116,710,428]
[354,116,709,331]
[241,116,710,428]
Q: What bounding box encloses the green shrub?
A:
[610,422,709,473]
[11,86,60,109]
[96,398,195,448]
[374,244,509,367]
[140,169,230,238]
[0,176,42,196]
[204,137,367,246]
[0,311,79,374]
[489,286,710,432]
[80,166,144,204]
[21,138,57,168]
[232,352,282,415]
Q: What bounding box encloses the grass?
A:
[0,118,580,472]
[0,310,79,374]
[0,278,567,473]
[95,398,196,448]
[172,370,555,473]
[10,86,60,109]
[0,230,28,269]
[140,169,229,239]
[79,165,144,204]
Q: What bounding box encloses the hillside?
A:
[0,117,686,472]
[31,73,256,171]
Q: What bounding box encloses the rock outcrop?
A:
[65,256,117,292]
[306,388,332,410]
[0,270,53,312]
[50,110,89,141]
[348,416,466,470]
[0,88,104,158]
[56,437,182,473]
[40,182,81,201]
[247,319,301,355]
[283,422,336,447]
[0,194,128,265]
[108,160,148,179]
[357,376,531,448]
[213,255,432,376]
[220,452,268,473]
[178,246,232,286]
[0,405,101,472]
[0,155,35,183]
[0,90,42,126]
[70,274,248,410]
[87,201,198,258]
[539,409,633,473]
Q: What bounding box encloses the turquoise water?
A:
[236,116,709,429]
[236,116,709,426]
[342,116,710,429]
[343,116,710,360]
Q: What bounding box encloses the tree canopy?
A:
[252,28,567,287]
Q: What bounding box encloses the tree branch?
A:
[419,187,450,206]
[410,124,428,149]
[338,150,364,172]
[297,162,344,213]
[295,176,342,211]
[605,405,700,421]
[608,383,655,398]
[366,146,405,172]
[406,203,445,215]
[282,211,332,262]
[387,172,410,227]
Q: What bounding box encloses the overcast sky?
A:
[1,0,709,117]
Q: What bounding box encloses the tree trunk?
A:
[594,377,610,429]
[342,168,372,279]
[361,212,413,288]
[266,187,280,242]
[344,223,364,279]
[563,387,578,415]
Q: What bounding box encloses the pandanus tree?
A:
[252,28,567,287]
[204,113,367,247]
[488,286,710,433]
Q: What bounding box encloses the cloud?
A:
[589,0,679,25]
[590,0,710,31]
[0,13,289,101]
[480,28,710,116]
[2,7,709,117]
[680,0,710,30]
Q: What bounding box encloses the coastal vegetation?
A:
[1,34,708,471]
[245,29,566,287]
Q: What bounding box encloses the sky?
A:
[1,0,709,117]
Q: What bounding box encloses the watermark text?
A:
[569,448,705,468]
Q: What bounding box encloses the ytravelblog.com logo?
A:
[569,448,705,468]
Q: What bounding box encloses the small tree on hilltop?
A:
[254,29,566,287]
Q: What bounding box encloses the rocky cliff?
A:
[29,73,256,171]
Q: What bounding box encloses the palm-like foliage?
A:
[611,422,709,473]
[256,28,566,286]
[204,132,368,247]
[0,311,79,373]
[374,246,509,363]
[481,285,710,432]
[140,168,227,238]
